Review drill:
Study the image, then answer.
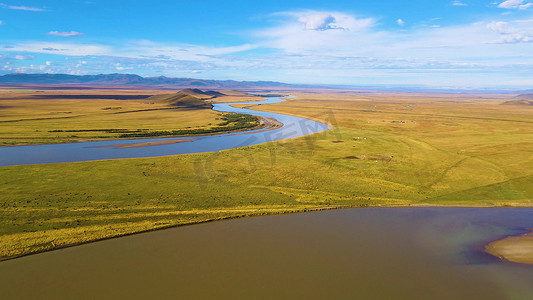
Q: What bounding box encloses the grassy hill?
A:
[502,99,533,106]
[147,88,225,109]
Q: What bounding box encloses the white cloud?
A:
[5,42,110,56]
[496,33,533,43]
[14,54,34,60]
[277,11,374,31]
[247,12,533,86]
[115,66,132,71]
[487,21,512,34]
[298,13,340,30]
[1,40,254,69]
[453,0,468,6]
[487,20,533,43]
[397,19,405,26]
[123,40,256,63]
[47,31,84,37]
[257,11,375,55]
[498,0,533,10]
[256,12,533,59]
[0,3,45,11]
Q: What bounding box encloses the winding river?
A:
[0,96,330,167]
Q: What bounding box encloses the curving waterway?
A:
[0,96,330,167]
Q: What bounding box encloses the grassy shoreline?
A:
[0,115,275,148]
[0,205,355,262]
[4,203,533,262]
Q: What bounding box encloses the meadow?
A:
[0,89,532,259]
[0,88,263,146]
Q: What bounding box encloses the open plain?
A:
[0,88,532,259]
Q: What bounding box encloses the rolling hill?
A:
[515,94,533,100]
[147,88,223,109]
[502,99,533,106]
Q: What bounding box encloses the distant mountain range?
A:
[0,73,531,93]
[0,73,298,90]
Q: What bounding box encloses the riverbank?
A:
[0,115,278,148]
[0,205,351,262]
[0,113,265,147]
[486,229,533,265]
[0,114,283,148]
[2,203,533,262]
[92,138,198,149]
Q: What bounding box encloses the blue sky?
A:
[0,0,532,88]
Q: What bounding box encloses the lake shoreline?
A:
[3,204,533,263]
[5,207,530,299]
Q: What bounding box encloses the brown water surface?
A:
[1,208,532,299]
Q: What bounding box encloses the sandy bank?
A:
[486,229,533,265]
[93,138,198,149]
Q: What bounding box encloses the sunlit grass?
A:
[0,89,265,146]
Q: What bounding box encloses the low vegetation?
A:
[42,113,259,138]
[0,88,263,146]
[1,90,532,259]
[117,113,259,138]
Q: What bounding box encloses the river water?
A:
[0,207,532,300]
[0,97,330,167]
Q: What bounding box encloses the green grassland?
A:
[1,90,532,259]
[0,89,263,146]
